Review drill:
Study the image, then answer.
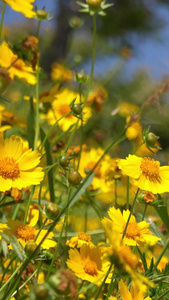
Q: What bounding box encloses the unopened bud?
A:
[25,241,39,256]
[34,284,49,299]
[60,156,70,168]
[87,0,101,7]
[72,104,82,115]
[68,171,82,185]
[146,132,158,147]
[36,10,48,20]
[46,203,60,220]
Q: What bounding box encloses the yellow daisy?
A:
[66,232,94,248]
[0,42,36,85]
[102,224,154,292]
[46,88,92,132]
[5,217,56,249]
[3,0,36,18]
[77,147,117,193]
[119,280,151,300]
[118,154,169,194]
[67,244,111,285]
[102,207,161,246]
[50,62,73,82]
[0,135,44,192]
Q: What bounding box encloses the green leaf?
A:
[0,232,24,261]
[40,128,55,202]
[1,238,9,258]
[27,95,35,150]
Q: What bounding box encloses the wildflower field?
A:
[1,0,169,299]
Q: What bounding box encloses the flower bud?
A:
[34,284,49,299]
[72,104,82,115]
[48,273,61,291]
[68,171,82,185]
[25,241,39,256]
[36,10,48,20]
[46,203,60,220]
[60,156,70,168]
[75,70,88,84]
[87,0,101,7]
[145,132,158,147]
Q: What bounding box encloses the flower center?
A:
[123,222,140,239]
[83,260,98,276]
[58,105,71,118]
[78,232,91,242]
[16,225,36,241]
[140,157,161,183]
[0,157,20,180]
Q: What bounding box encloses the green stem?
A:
[0,259,25,294]
[46,216,67,280]
[40,111,71,152]
[0,3,6,42]
[84,201,88,232]
[133,141,144,155]
[34,20,41,150]
[83,14,97,107]
[12,203,20,220]
[122,188,140,239]
[155,238,169,268]
[34,218,48,241]
[23,186,35,224]
[9,269,38,299]
[126,176,130,209]
[142,203,147,220]
[156,288,169,300]
[94,263,113,300]
[104,270,116,300]
[77,83,84,170]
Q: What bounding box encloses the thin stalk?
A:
[46,216,67,280]
[9,269,38,299]
[133,141,144,154]
[77,83,83,170]
[94,263,113,300]
[142,203,147,221]
[40,111,71,152]
[126,176,130,209]
[12,203,20,220]
[34,20,41,149]
[156,288,169,300]
[0,260,25,294]
[155,238,169,268]
[84,202,88,232]
[34,218,48,241]
[104,270,116,300]
[83,14,97,107]
[65,120,79,152]
[114,179,117,208]
[0,3,6,42]
[122,188,140,239]
[23,186,35,224]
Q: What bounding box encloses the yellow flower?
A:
[126,121,142,140]
[102,225,154,292]
[0,135,44,192]
[46,88,92,131]
[67,244,110,284]
[117,102,139,117]
[102,207,161,246]
[118,154,169,194]
[50,62,73,82]
[5,216,56,249]
[3,0,36,18]
[119,280,151,300]
[0,42,36,85]
[77,147,117,193]
[66,232,94,248]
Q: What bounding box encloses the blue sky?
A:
[2,1,169,80]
